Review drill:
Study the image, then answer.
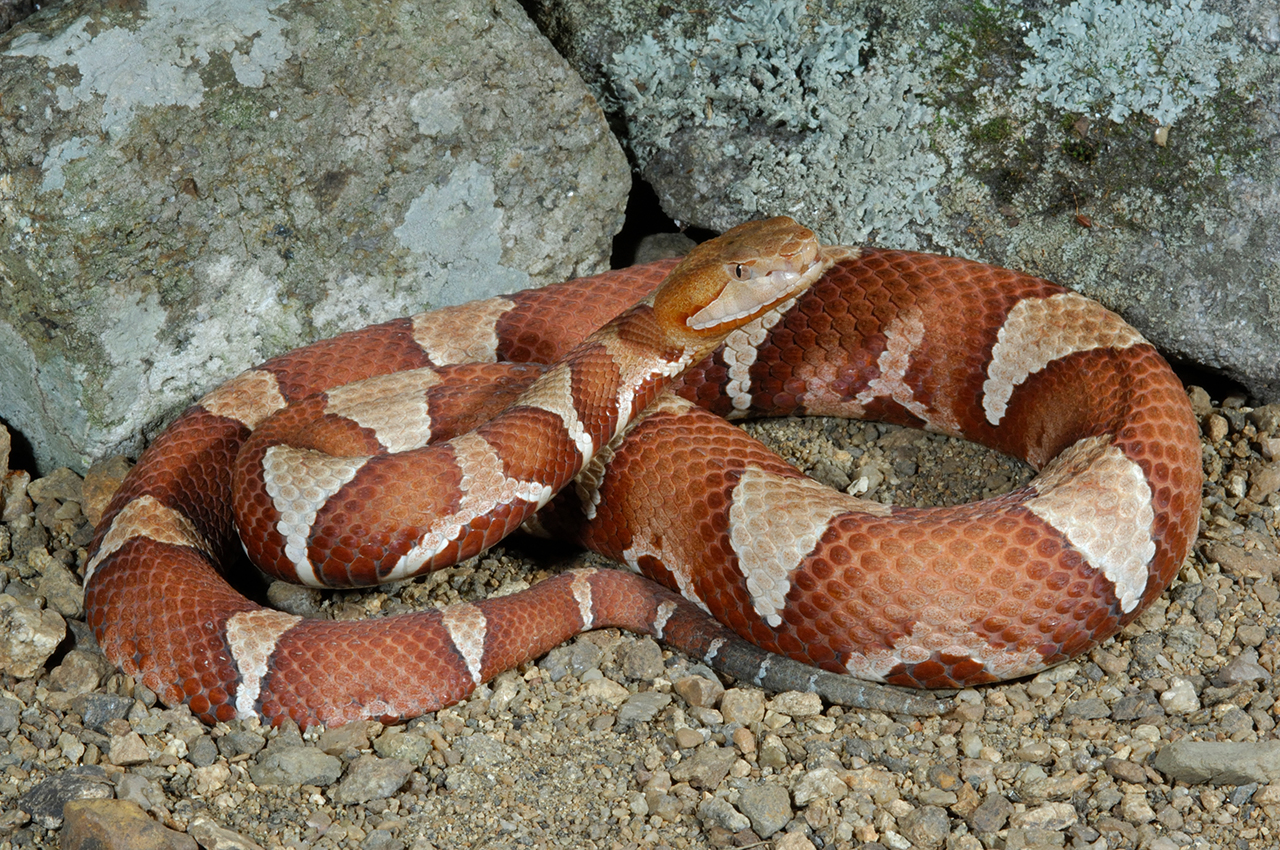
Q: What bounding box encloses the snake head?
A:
[654,217,832,340]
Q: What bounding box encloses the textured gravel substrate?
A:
[1,383,1278,850]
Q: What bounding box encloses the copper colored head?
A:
[653,217,830,345]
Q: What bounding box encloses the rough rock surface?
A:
[0,0,629,473]
[0,0,34,34]
[1,383,1278,847]
[528,0,1280,404]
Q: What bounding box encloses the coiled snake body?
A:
[85,218,1202,727]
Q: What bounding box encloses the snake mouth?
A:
[685,251,832,331]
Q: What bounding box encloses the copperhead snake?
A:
[84,217,1202,728]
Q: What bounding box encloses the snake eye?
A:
[733,263,747,280]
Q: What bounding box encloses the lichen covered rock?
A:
[0,0,628,472]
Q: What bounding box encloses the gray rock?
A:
[0,693,21,734]
[31,550,84,618]
[372,728,431,767]
[1228,782,1260,806]
[898,804,952,849]
[617,637,664,681]
[0,592,66,678]
[1010,801,1078,831]
[318,721,378,756]
[18,766,113,829]
[265,582,325,618]
[1094,786,1124,813]
[187,815,266,850]
[360,829,405,850]
[758,735,789,771]
[542,640,603,682]
[695,796,750,833]
[263,722,302,750]
[48,648,112,695]
[1218,648,1272,684]
[1159,677,1202,714]
[249,745,342,787]
[532,0,1280,403]
[967,793,1015,834]
[670,744,736,791]
[114,773,167,815]
[0,0,628,473]
[792,766,848,806]
[1164,624,1203,656]
[217,729,267,759]
[70,693,133,732]
[1111,690,1165,722]
[1218,705,1256,739]
[186,735,219,769]
[331,755,414,805]
[616,690,671,728]
[736,782,791,838]
[1004,827,1068,850]
[1153,739,1280,785]
[456,733,514,769]
[1192,585,1220,622]
[1062,697,1111,720]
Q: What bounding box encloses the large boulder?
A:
[0,0,628,472]
[530,0,1280,403]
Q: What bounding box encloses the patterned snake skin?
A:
[84,218,1201,727]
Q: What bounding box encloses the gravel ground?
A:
[2,381,1279,850]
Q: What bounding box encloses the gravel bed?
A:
[1,382,1278,850]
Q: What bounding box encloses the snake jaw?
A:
[656,216,830,338]
[685,253,831,331]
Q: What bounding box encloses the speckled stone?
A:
[330,755,414,805]
[968,793,1015,834]
[670,745,736,791]
[736,782,791,838]
[248,746,341,787]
